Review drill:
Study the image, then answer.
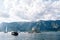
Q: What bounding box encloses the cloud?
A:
[0,0,60,22]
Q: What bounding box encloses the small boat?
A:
[11,31,18,36]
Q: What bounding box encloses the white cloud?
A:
[0,0,60,22]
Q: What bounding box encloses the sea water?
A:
[0,32,60,40]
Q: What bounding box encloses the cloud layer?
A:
[0,0,60,22]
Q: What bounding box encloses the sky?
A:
[0,0,60,23]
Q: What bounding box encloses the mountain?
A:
[0,20,60,32]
